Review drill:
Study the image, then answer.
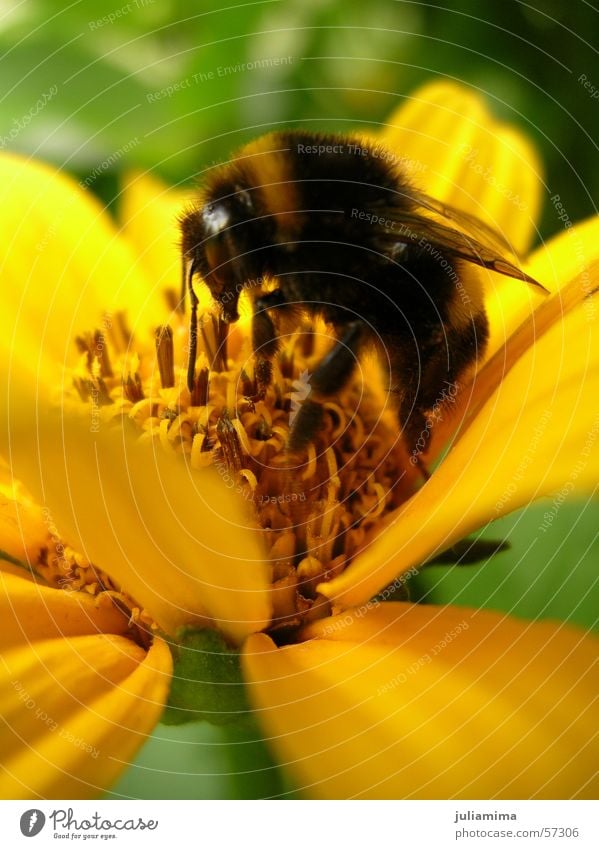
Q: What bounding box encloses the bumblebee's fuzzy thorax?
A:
[180,129,537,457]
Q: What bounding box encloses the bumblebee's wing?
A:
[380,192,546,289]
[411,189,521,253]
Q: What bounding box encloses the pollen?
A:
[61,307,418,637]
[36,534,156,647]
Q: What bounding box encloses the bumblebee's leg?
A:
[288,320,363,451]
[246,289,288,403]
[380,328,449,476]
[186,276,200,392]
[400,354,449,465]
[386,312,487,474]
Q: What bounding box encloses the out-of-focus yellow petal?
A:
[320,281,598,608]
[120,170,196,305]
[0,152,161,396]
[244,603,598,799]
[0,632,171,799]
[381,80,543,254]
[5,412,271,645]
[484,276,546,361]
[0,571,129,648]
[0,477,50,568]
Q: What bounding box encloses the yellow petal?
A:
[120,170,196,303]
[5,412,271,645]
[381,80,542,254]
[484,276,546,361]
[485,216,599,358]
[528,214,599,288]
[0,152,160,394]
[0,571,129,648]
[244,603,598,799]
[428,258,590,459]
[0,631,171,798]
[321,280,598,608]
[0,477,50,568]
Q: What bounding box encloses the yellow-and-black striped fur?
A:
[180,131,542,458]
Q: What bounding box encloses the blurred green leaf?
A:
[410,499,599,631]
[108,719,295,799]
[2,0,597,232]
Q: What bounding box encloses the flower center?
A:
[64,307,418,636]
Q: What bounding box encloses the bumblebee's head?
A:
[180,183,257,323]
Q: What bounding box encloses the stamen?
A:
[201,315,229,372]
[74,335,89,362]
[93,330,113,378]
[66,303,418,634]
[109,311,132,353]
[190,366,210,407]
[240,369,254,397]
[155,325,175,388]
[72,374,113,406]
[216,410,244,474]
[239,468,258,492]
[76,330,111,376]
[256,416,273,440]
[123,371,144,403]
[231,418,253,456]
[35,534,154,647]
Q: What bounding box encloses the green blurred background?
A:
[2,0,596,799]
[2,0,598,234]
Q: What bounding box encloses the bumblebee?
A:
[180,131,542,459]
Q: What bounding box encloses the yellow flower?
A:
[1,81,597,799]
